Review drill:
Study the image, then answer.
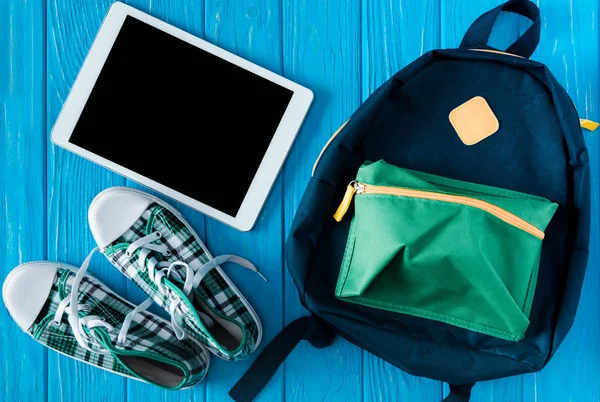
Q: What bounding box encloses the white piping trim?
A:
[312,119,350,177]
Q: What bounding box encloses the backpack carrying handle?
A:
[459,0,541,58]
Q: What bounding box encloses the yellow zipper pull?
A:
[333,181,364,222]
[580,119,600,131]
[333,182,357,222]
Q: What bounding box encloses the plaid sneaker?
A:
[88,187,265,361]
[2,257,209,390]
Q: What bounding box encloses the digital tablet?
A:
[51,2,313,231]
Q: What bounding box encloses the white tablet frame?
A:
[51,1,313,231]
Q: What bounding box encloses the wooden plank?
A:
[522,0,600,400]
[467,377,522,402]
[365,359,443,402]
[46,0,127,400]
[0,0,46,401]
[120,1,206,402]
[281,0,363,401]
[361,0,440,96]
[441,0,526,51]
[361,0,442,400]
[203,1,285,401]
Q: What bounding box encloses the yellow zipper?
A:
[333,181,545,240]
[469,49,524,58]
[312,119,350,177]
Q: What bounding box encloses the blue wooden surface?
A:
[1,0,598,400]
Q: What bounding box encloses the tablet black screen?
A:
[70,16,293,217]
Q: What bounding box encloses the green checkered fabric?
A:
[103,202,260,361]
[29,264,209,389]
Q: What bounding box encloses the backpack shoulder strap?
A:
[229,315,335,402]
[230,315,476,402]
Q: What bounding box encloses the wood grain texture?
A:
[282,0,363,401]
[361,0,442,400]
[203,1,285,401]
[2,0,599,400]
[362,0,440,99]
[522,1,600,400]
[46,0,127,400]
[0,0,46,401]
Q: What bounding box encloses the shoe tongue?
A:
[57,270,87,303]
[165,277,213,327]
[145,207,207,273]
[58,271,128,346]
[59,271,104,315]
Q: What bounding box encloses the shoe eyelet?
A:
[83,304,91,312]
[53,320,61,327]
[125,251,132,258]
[154,231,162,238]
[164,250,172,257]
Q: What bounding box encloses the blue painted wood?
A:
[46,0,127,400]
[522,1,600,400]
[0,1,46,402]
[203,2,285,401]
[361,0,442,400]
[281,0,363,401]
[2,0,599,400]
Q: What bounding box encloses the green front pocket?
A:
[334,160,558,341]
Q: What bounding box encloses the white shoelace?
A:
[125,231,266,340]
[53,247,152,353]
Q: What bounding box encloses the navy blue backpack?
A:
[230,1,590,401]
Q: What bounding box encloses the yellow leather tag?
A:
[580,119,600,131]
[449,96,499,146]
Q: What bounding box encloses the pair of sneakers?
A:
[2,187,265,390]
